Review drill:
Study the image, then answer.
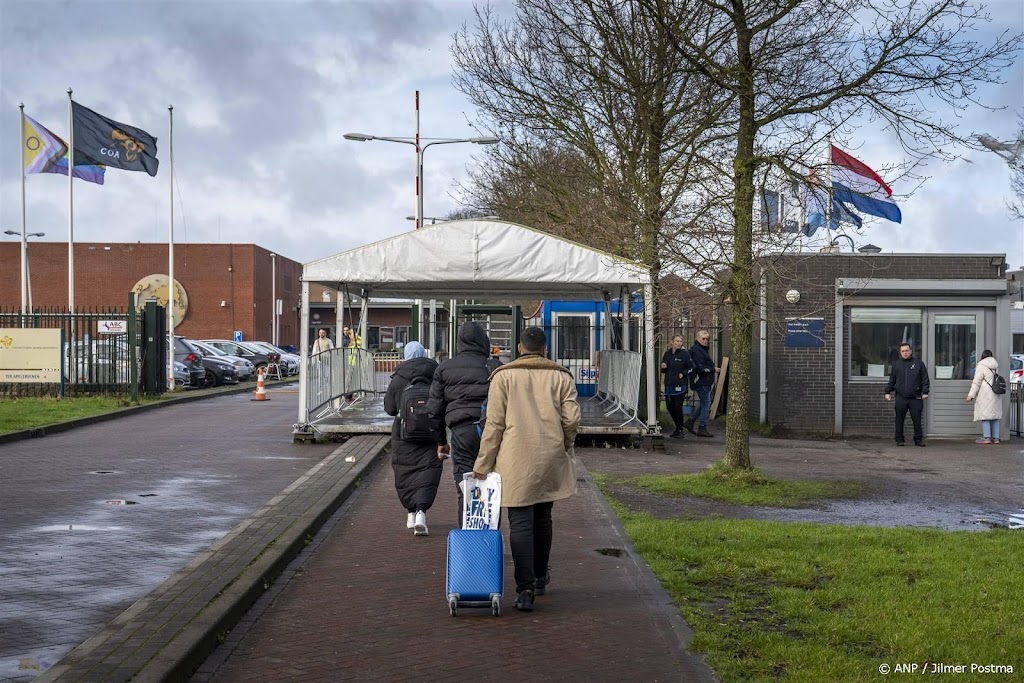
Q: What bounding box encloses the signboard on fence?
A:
[0,328,63,383]
[98,320,127,334]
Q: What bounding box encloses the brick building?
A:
[0,242,302,345]
[745,251,1013,438]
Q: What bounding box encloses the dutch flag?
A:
[830,145,902,224]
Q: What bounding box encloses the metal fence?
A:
[1,306,136,397]
[1011,383,1023,437]
[306,347,377,419]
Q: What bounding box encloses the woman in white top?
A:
[966,349,1002,444]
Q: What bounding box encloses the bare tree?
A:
[452,0,727,279]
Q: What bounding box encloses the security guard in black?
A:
[884,343,930,446]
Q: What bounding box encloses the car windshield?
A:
[238,342,265,354]
[195,342,227,356]
[1012,357,1023,371]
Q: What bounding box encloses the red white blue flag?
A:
[830,145,901,224]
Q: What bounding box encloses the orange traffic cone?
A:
[251,367,270,401]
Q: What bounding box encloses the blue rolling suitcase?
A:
[446,528,504,616]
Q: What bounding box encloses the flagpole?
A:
[824,135,833,249]
[67,89,75,315]
[167,104,175,391]
[18,104,28,320]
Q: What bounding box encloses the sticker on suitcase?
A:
[460,472,501,530]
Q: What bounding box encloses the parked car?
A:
[200,339,271,374]
[197,353,239,388]
[248,341,300,375]
[170,336,206,388]
[1010,354,1023,384]
[190,340,255,381]
[64,340,132,383]
[173,361,190,388]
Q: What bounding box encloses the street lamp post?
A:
[343,95,498,353]
[270,252,278,346]
[4,230,44,317]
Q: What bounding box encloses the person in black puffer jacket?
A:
[687,330,717,437]
[884,342,930,446]
[384,341,442,536]
[428,322,500,525]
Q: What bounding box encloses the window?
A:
[849,308,922,378]
[933,314,976,380]
[396,326,410,347]
[555,316,591,359]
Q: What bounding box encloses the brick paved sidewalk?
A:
[196,456,716,682]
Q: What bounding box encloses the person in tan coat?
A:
[472,326,580,613]
[966,349,1003,444]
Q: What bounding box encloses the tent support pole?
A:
[643,282,658,434]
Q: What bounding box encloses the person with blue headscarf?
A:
[383,341,443,535]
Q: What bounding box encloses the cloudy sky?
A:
[1,0,1022,269]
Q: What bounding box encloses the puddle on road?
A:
[89,470,117,475]
[36,525,125,532]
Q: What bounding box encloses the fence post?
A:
[128,293,139,403]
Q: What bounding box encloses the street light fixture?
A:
[4,230,45,315]
[344,103,500,353]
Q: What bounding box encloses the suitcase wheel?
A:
[491,596,501,617]
[449,597,458,617]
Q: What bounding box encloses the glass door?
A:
[551,312,596,396]
[926,310,981,436]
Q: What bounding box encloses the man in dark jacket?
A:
[884,342,930,447]
[428,322,500,523]
[687,330,716,437]
[383,341,442,536]
[661,335,693,438]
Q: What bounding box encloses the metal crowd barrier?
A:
[373,352,403,393]
[306,347,377,419]
[1010,383,1023,438]
[593,349,643,426]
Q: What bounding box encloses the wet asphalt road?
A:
[0,386,337,682]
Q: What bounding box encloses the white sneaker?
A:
[407,512,416,529]
[413,511,428,536]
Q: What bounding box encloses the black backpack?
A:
[400,377,433,442]
[988,372,1007,395]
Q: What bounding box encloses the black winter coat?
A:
[885,356,930,399]
[384,356,443,512]
[428,322,500,441]
[689,341,716,389]
[661,347,693,395]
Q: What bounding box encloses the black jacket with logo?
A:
[885,356,930,399]
[661,347,694,395]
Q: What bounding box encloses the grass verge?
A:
[626,461,866,507]
[0,396,162,434]
[611,501,1024,682]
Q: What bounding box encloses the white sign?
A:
[0,328,62,383]
[98,320,127,334]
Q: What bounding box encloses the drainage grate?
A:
[105,500,138,506]
[595,547,627,558]
[91,471,117,475]
[138,494,158,497]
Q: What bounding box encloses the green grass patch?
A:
[627,461,866,508]
[614,506,1024,682]
[0,396,160,434]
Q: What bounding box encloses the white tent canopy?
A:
[296,219,658,434]
[302,219,651,299]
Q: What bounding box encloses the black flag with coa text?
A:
[72,101,159,177]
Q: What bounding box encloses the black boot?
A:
[696,425,714,438]
[683,416,696,435]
